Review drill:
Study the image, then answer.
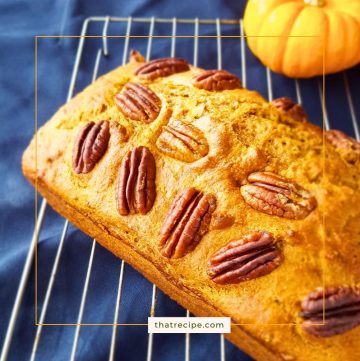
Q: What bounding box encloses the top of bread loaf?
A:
[22,50,360,360]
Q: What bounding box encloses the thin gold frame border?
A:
[34,33,326,327]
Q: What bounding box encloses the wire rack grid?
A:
[1,16,360,361]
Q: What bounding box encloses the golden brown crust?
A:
[22,53,360,360]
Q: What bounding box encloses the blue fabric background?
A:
[0,1,359,360]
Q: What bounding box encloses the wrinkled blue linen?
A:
[0,0,359,360]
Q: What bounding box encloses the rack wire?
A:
[1,16,359,361]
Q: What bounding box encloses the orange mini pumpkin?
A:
[244,0,360,78]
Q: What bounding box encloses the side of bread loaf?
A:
[22,53,360,361]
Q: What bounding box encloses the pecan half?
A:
[300,286,360,337]
[116,146,156,215]
[240,172,317,220]
[207,231,282,284]
[271,97,308,123]
[134,58,190,80]
[325,130,360,164]
[159,188,216,258]
[193,70,242,91]
[72,120,110,174]
[115,83,161,124]
[156,120,209,162]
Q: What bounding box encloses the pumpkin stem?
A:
[304,0,326,6]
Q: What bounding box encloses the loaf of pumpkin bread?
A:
[22,51,360,361]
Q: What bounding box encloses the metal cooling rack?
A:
[1,16,359,361]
